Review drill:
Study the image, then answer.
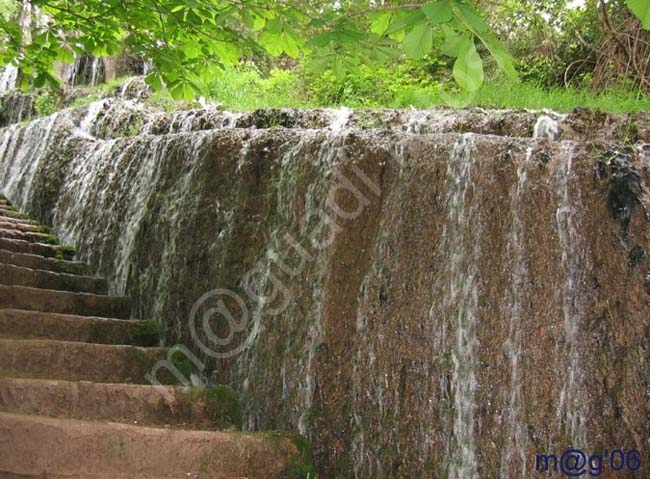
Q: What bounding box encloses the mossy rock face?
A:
[130,319,160,347]
[204,385,243,430]
[55,245,76,261]
[257,431,315,479]
[43,235,61,245]
[287,433,315,479]
[170,350,193,379]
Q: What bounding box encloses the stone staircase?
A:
[0,196,312,479]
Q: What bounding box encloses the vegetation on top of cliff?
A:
[193,64,650,113]
[1,0,521,99]
[2,1,650,112]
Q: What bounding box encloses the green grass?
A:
[195,66,650,113]
[451,81,650,113]
[198,67,312,110]
[37,65,650,116]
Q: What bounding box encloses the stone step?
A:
[0,227,55,244]
[0,338,177,384]
[0,378,242,430]
[0,220,44,233]
[0,309,158,346]
[0,237,74,260]
[0,248,89,275]
[0,208,25,219]
[0,263,108,294]
[0,285,130,318]
[0,215,39,226]
[0,413,309,479]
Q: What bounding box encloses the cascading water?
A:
[0,90,648,478]
[441,135,481,479]
[65,55,105,87]
[555,142,588,448]
[0,113,59,207]
[0,65,18,95]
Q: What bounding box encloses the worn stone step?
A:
[0,413,310,479]
[0,378,242,430]
[0,237,74,260]
[0,309,158,346]
[0,227,55,244]
[0,263,108,294]
[0,215,39,226]
[0,338,177,384]
[0,220,44,233]
[0,248,89,275]
[0,285,130,318]
[0,209,25,219]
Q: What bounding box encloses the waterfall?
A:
[89,57,102,86]
[499,147,532,478]
[0,113,59,207]
[500,114,563,477]
[438,134,481,479]
[0,99,646,479]
[0,65,18,95]
[67,55,105,87]
[534,113,563,140]
[78,99,109,135]
[555,142,588,448]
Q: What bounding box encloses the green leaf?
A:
[252,14,266,31]
[368,42,401,62]
[259,30,283,55]
[421,1,453,25]
[213,41,240,65]
[310,32,335,47]
[627,0,650,29]
[440,28,466,58]
[308,55,332,74]
[145,71,163,91]
[478,31,518,81]
[370,11,393,34]
[453,4,489,32]
[453,37,484,91]
[169,79,196,100]
[282,31,301,58]
[385,10,425,35]
[265,18,283,34]
[402,23,433,60]
[55,47,75,64]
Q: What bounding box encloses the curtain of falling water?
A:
[435,134,481,479]
[499,147,531,479]
[555,143,588,448]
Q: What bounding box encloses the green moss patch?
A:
[131,319,160,347]
[205,385,243,430]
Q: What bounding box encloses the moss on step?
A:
[55,245,76,260]
[204,385,243,430]
[84,319,159,347]
[130,319,160,347]
[257,431,315,479]
[170,349,193,379]
[42,234,61,245]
